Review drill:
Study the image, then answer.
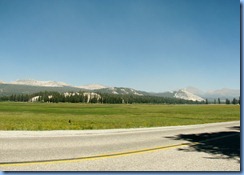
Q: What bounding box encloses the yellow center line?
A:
[0,132,238,167]
[0,143,190,167]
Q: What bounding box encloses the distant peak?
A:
[184,86,204,95]
[11,79,69,87]
[174,89,205,101]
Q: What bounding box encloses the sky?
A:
[0,0,240,92]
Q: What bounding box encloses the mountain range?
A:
[0,79,240,101]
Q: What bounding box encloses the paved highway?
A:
[0,121,240,171]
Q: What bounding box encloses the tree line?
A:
[225,97,240,105]
[0,91,203,104]
[205,97,240,105]
[0,91,240,105]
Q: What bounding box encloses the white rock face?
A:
[29,96,41,102]
[112,91,119,94]
[83,92,101,103]
[174,89,205,101]
[130,88,143,96]
[64,92,80,97]
[11,80,69,87]
[121,89,129,94]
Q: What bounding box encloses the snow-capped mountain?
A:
[77,84,109,90]
[0,79,240,101]
[10,79,70,87]
[173,89,205,101]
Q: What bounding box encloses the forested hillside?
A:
[0,91,205,104]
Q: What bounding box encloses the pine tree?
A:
[226,98,230,104]
[232,98,237,105]
[205,99,208,104]
[218,98,221,104]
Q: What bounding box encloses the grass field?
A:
[0,102,240,130]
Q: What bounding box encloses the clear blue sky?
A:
[0,0,240,92]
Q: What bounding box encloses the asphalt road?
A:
[0,121,240,171]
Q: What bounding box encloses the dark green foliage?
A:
[232,98,238,105]
[226,98,231,104]
[218,98,221,104]
[205,99,208,104]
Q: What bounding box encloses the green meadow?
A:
[0,102,240,130]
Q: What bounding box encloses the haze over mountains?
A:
[184,86,240,100]
[0,79,240,101]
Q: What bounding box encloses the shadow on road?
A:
[167,126,240,162]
